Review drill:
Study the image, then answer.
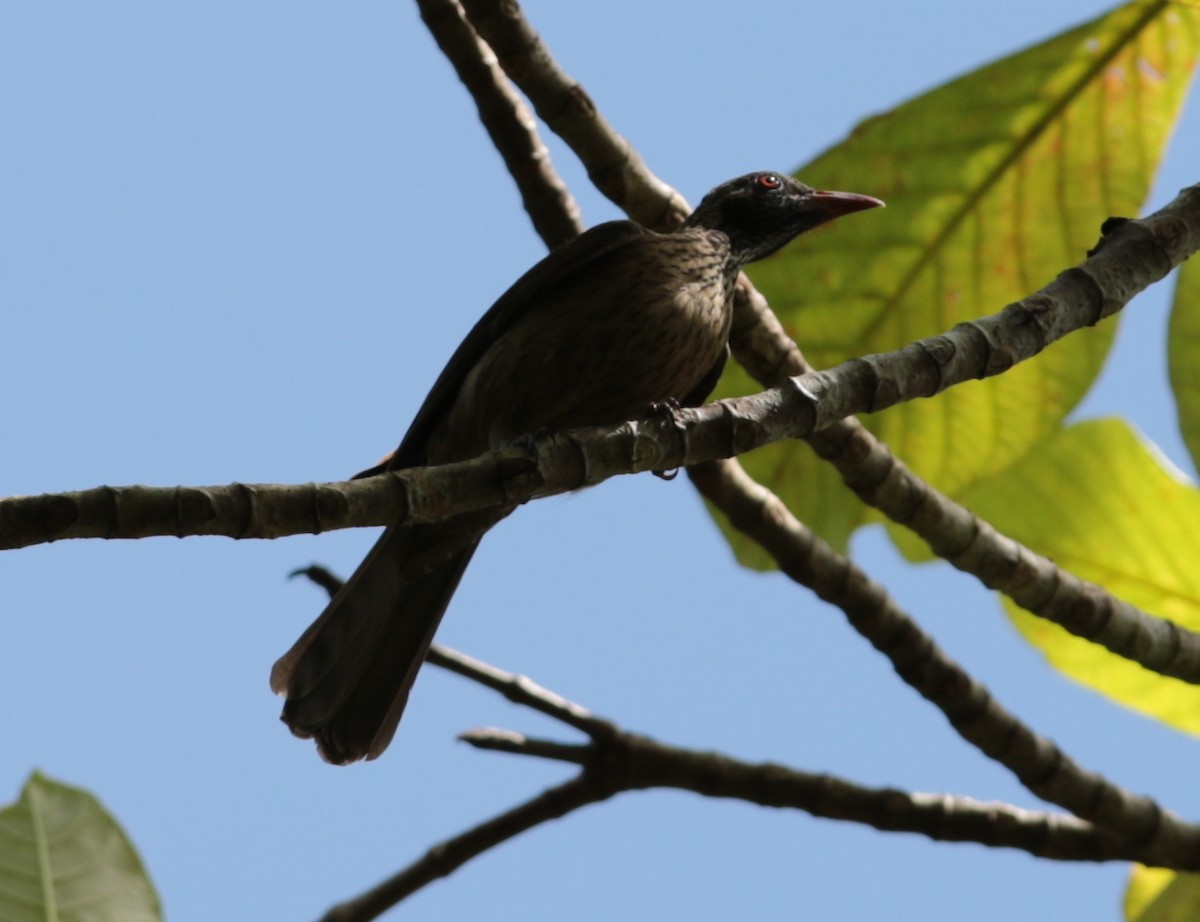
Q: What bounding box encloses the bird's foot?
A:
[511,429,550,453]
[647,398,686,480]
[647,397,685,426]
[499,431,548,502]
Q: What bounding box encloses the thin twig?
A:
[428,646,615,737]
[459,726,1156,866]
[291,566,616,738]
[460,727,591,763]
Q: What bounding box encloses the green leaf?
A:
[962,419,1200,734]
[0,771,162,922]
[1125,866,1200,921]
[716,0,1200,562]
[1168,254,1200,471]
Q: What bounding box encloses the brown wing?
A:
[354,220,650,478]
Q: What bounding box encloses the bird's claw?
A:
[512,429,549,454]
[647,397,686,428]
[648,398,686,480]
[500,431,547,502]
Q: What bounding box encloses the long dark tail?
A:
[271,523,480,764]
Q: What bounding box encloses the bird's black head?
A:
[684,172,883,265]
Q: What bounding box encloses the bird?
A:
[271,172,883,763]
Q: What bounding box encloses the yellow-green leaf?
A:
[1125,866,1200,921]
[1168,254,1200,471]
[962,418,1200,733]
[0,771,162,922]
[717,0,1200,562]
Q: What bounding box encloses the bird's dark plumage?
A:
[272,172,883,762]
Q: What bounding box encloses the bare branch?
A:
[809,414,1200,679]
[689,457,1200,862]
[459,0,688,230]
[4,191,1196,552]
[443,0,1200,687]
[293,565,616,739]
[460,727,591,763]
[311,7,1200,912]
[8,0,1200,702]
[296,561,1167,869]
[316,630,1195,919]
[416,0,582,246]
[460,725,1153,865]
[428,645,615,737]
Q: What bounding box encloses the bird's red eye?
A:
[757,174,782,190]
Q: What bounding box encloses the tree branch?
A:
[5,0,1197,718]
[4,188,1195,552]
[457,726,1150,865]
[303,621,1195,920]
[314,627,1200,920]
[8,16,1200,692]
[459,0,689,231]
[307,7,1200,915]
[446,0,1200,693]
[415,0,582,246]
[293,564,616,738]
[9,192,1200,681]
[427,644,615,738]
[688,457,1200,862]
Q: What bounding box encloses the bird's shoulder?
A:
[487,219,652,322]
[356,219,657,475]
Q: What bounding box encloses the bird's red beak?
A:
[810,190,885,218]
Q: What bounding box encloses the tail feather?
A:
[272,523,479,764]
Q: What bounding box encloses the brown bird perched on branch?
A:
[271,172,883,763]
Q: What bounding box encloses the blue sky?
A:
[2,2,1197,919]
